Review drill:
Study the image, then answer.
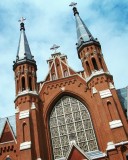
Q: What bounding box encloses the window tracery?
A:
[49,96,98,159]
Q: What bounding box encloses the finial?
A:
[69,2,77,7]
[69,2,79,16]
[18,17,26,31]
[50,44,60,53]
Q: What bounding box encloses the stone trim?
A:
[20,141,31,150]
[31,102,36,110]
[15,90,38,101]
[86,69,110,82]
[99,89,112,98]
[106,141,128,151]
[92,87,97,94]
[109,120,123,129]
[115,141,128,146]
[106,142,115,151]
[15,106,19,114]
[109,82,115,89]
[19,110,29,119]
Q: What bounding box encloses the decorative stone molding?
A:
[15,106,19,114]
[15,90,38,100]
[106,142,115,151]
[47,78,76,90]
[20,141,31,150]
[106,141,128,151]
[109,120,123,129]
[99,89,112,98]
[109,82,115,89]
[31,102,36,110]
[19,110,29,119]
[92,87,98,94]
[86,69,110,82]
[115,141,128,146]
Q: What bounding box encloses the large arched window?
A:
[49,96,98,159]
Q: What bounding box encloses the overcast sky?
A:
[0,0,128,117]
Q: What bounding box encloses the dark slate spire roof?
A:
[13,18,36,70]
[17,27,32,60]
[72,6,100,49]
[16,18,34,62]
[16,17,34,62]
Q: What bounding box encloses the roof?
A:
[66,142,106,160]
[117,86,128,118]
[86,150,106,159]
[17,28,33,61]
[73,7,96,47]
[0,115,16,138]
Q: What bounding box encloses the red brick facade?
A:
[0,5,128,160]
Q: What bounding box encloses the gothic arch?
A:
[49,95,98,159]
[46,91,93,121]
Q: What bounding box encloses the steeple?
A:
[70,3,108,78]
[13,17,35,68]
[13,17,37,95]
[70,3,100,51]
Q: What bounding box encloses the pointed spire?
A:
[16,17,34,62]
[70,3,99,48]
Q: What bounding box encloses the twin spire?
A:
[69,2,99,48]
[15,3,99,63]
[16,17,34,62]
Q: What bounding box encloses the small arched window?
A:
[64,70,68,77]
[23,123,27,142]
[107,101,113,120]
[92,58,98,70]
[29,77,32,91]
[52,73,56,81]
[21,77,26,91]
[86,61,91,75]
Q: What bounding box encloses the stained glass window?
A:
[49,96,98,159]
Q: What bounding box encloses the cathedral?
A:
[0,3,128,160]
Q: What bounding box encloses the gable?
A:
[45,55,77,82]
[66,144,106,160]
[0,116,16,143]
[0,122,14,143]
[67,146,87,160]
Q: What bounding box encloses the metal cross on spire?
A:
[69,2,77,7]
[18,17,26,23]
[18,17,26,30]
[50,44,60,53]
